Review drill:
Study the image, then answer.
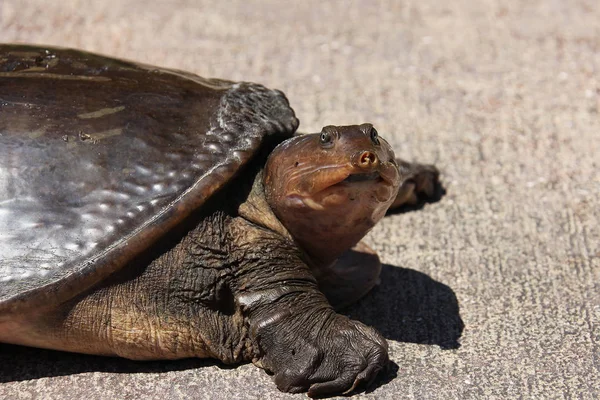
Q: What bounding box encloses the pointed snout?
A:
[354,150,379,170]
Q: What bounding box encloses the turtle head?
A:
[263,123,400,266]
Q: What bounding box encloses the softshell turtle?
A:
[0,45,439,396]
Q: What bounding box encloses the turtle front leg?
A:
[315,241,381,310]
[390,159,441,210]
[234,221,388,397]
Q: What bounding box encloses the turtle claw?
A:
[257,311,388,397]
[307,371,357,397]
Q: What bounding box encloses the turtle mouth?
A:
[302,168,395,209]
[342,171,381,183]
[340,165,400,187]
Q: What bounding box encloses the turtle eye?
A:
[370,128,380,145]
[320,131,334,147]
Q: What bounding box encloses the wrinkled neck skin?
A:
[257,124,401,271]
[238,169,360,275]
[238,171,293,242]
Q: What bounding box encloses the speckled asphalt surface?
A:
[0,0,599,398]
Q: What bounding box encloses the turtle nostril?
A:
[359,151,378,168]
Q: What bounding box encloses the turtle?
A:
[0,44,440,397]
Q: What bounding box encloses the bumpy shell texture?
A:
[0,45,298,312]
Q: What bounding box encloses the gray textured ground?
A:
[1,0,599,399]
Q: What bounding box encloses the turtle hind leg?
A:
[7,283,215,361]
[389,159,443,211]
[317,241,381,310]
[7,255,244,363]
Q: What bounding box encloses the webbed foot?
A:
[254,309,388,397]
[390,160,441,210]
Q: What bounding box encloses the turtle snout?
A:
[355,150,379,170]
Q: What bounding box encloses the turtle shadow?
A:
[0,344,230,383]
[317,260,463,396]
[344,264,464,350]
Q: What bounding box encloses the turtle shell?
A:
[0,45,298,314]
